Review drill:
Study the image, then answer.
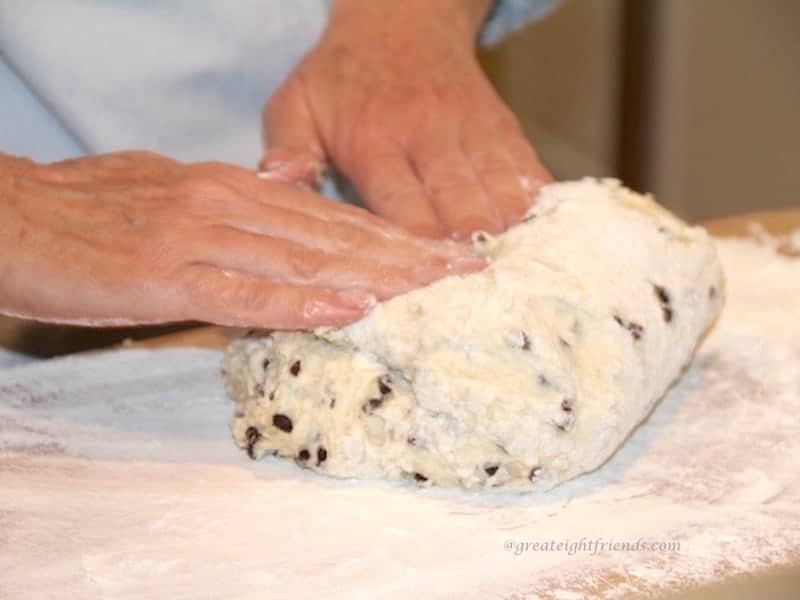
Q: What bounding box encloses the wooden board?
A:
[703,208,800,237]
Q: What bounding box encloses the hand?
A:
[0,151,483,329]
[261,0,553,240]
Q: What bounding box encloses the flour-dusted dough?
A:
[223,179,724,491]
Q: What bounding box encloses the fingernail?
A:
[449,231,467,242]
[294,181,315,192]
[259,160,291,172]
[256,169,290,182]
[303,301,365,326]
[336,289,378,310]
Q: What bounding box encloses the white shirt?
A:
[0,1,328,166]
[0,0,555,166]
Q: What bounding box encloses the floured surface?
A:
[1,235,799,600]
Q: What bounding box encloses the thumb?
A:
[259,79,326,187]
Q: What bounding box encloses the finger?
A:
[257,154,325,189]
[177,263,371,330]
[260,78,326,187]
[193,162,465,256]
[503,128,554,204]
[191,225,469,299]
[216,199,483,272]
[461,141,531,229]
[410,135,503,240]
[351,147,447,239]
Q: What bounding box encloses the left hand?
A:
[260,0,553,240]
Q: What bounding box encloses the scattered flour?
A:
[0,232,798,599]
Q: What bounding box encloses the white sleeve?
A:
[480,0,561,46]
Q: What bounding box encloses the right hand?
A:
[0,151,484,329]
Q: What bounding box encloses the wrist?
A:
[0,155,30,315]
[327,0,493,49]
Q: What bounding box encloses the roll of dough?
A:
[223,179,724,491]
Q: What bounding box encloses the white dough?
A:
[223,179,724,491]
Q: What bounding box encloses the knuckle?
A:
[170,175,233,209]
[232,280,271,312]
[136,230,188,271]
[322,221,366,254]
[178,268,267,314]
[426,167,474,195]
[371,185,426,206]
[470,149,514,175]
[287,245,327,281]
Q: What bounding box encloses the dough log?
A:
[223,179,724,491]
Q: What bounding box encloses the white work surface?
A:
[1,233,799,600]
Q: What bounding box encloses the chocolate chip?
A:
[378,375,393,395]
[269,391,275,401]
[272,413,293,433]
[559,337,571,349]
[653,284,670,305]
[413,473,428,482]
[363,397,384,412]
[262,359,271,371]
[245,426,260,445]
[317,447,328,465]
[555,411,575,431]
[662,306,673,323]
[709,286,717,299]
[615,314,644,340]
[538,374,550,386]
[508,329,531,350]
[484,465,499,477]
[407,436,417,446]
[329,397,336,409]
[529,466,542,481]
[289,360,301,376]
[627,322,644,340]
[297,449,310,461]
[561,397,574,412]
[521,332,531,350]
[254,383,265,397]
[245,426,261,459]
[474,232,488,243]
[571,320,583,336]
